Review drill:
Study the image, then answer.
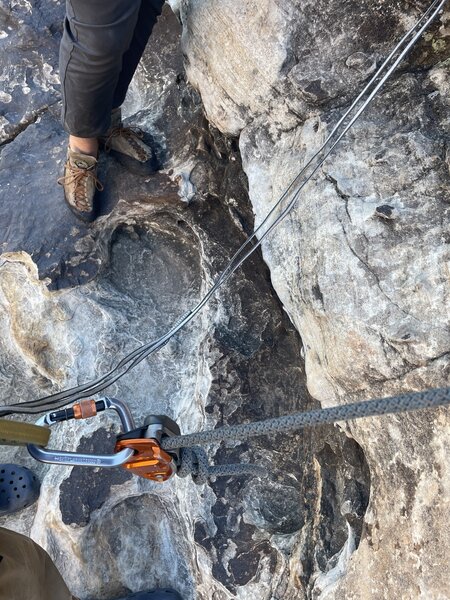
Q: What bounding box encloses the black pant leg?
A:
[60,0,141,137]
[112,0,165,110]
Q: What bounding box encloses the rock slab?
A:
[0,3,374,600]
[178,0,450,598]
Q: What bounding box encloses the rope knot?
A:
[175,446,268,485]
[177,447,209,485]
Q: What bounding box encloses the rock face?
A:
[177,0,450,598]
[0,1,448,600]
[0,0,61,144]
[0,3,371,600]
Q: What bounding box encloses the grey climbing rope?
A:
[1,0,448,417]
[163,387,450,452]
[177,447,268,484]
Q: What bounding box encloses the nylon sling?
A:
[0,419,50,447]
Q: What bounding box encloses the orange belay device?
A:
[115,415,181,482]
[27,397,270,485]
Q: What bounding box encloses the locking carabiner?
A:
[27,397,135,467]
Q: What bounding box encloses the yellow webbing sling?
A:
[0,419,50,447]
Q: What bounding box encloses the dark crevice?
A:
[0,101,59,150]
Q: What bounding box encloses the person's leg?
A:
[98,0,165,173]
[112,0,165,111]
[60,0,142,141]
[58,0,142,220]
[0,527,74,600]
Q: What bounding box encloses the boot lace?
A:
[57,163,104,211]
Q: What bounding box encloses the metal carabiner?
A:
[27,397,135,468]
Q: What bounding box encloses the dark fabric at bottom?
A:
[0,527,73,600]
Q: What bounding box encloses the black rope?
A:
[176,447,267,485]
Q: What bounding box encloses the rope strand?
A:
[164,387,450,451]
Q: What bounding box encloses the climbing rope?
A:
[177,447,268,484]
[20,386,450,481]
[172,387,450,483]
[165,387,450,452]
[0,0,448,417]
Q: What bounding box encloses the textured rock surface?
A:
[178,0,450,598]
[1,0,449,598]
[0,0,61,144]
[0,3,374,600]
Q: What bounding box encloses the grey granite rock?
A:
[0,4,372,600]
[178,0,450,598]
[0,0,63,144]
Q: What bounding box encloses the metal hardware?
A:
[115,415,180,482]
[27,397,135,467]
[115,437,177,481]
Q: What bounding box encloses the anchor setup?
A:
[23,386,450,485]
[0,0,449,483]
[25,398,266,484]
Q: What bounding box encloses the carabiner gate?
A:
[27,397,135,467]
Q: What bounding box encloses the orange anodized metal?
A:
[73,399,97,420]
[115,438,176,482]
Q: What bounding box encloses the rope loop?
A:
[177,447,268,484]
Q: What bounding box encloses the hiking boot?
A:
[57,148,103,223]
[100,107,158,175]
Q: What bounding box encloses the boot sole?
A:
[0,465,40,515]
